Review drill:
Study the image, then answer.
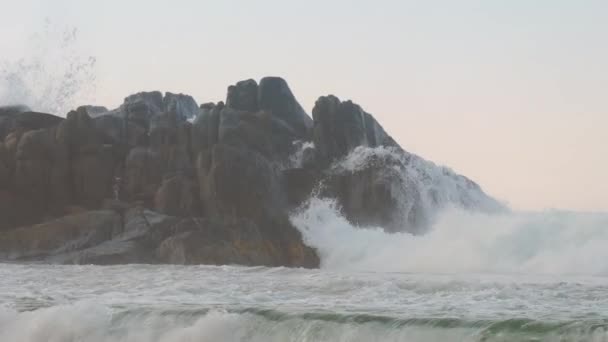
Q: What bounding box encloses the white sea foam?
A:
[290,146,608,275]
[292,197,608,275]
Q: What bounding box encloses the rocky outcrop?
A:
[226,79,258,112]
[154,176,199,217]
[312,95,396,166]
[258,77,313,138]
[322,153,422,233]
[0,210,120,260]
[157,218,318,267]
[0,76,498,267]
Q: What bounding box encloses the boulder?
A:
[322,153,418,233]
[14,111,64,131]
[124,147,164,203]
[191,102,222,157]
[56,108,117,209]
[56,108,103,151]
[113,91,199,126]
[47,207,180,264]
[312,95,397,165]
[0,143,9,189]
[258,77,312,138]
[226,79,259,112]
[113,206,180,243]
[149,119,195,180]
[283,168,321,208]
[0,105,28,141]
[154,176,199,217]
[217,107,303,160]
[76,105,109,118]
[14,127,70,219]
[71,144,118,208]
[121,91,164,127]
[157,217,319,268]
[0,191,14,229]
[93,114,147,147]
[198,143,285,222]
[163,92,200,121]
[217,108,275,158]
[0,210,120,260]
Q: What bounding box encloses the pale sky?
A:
[1,0,607,212]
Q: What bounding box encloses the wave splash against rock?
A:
[0,76,501,267]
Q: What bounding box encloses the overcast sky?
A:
[1,0,607,211]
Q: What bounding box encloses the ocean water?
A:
[2,263,608,341]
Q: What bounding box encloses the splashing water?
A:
[291,197,608,275]
[0,20,97,115]
[288,140,315,168]
[289,146,608,275]
[332,145,504,216]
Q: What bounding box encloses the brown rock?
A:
[14,128,63,218]
[157,218,318,268]
[154,176,199,217]
[312,95,397,165]
[71,144,117,208]
[124,147,163,203]
[198,143,285,222]
[258,77,312,138]
[0,143,9,189]
[226,79,259,112]
[283,168,321,208]
[15,111,64,131]
[0,210,120,260]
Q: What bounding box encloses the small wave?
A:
[1,303,607,342]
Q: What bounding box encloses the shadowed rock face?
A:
[0,76,496,267]
[313,95,397,166]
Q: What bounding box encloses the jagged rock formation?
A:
[312,95,397,166]
[0,76,499,267]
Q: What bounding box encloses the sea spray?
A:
[330,145,504,217]
[0,20,97,115]
[291,146,608,275]
[291,195,608,275]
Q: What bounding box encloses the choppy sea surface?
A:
[2,264,608,342]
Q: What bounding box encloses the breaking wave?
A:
[2,302,607,342]
[291,146,608,276]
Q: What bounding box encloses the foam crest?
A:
[4,302,604,342]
